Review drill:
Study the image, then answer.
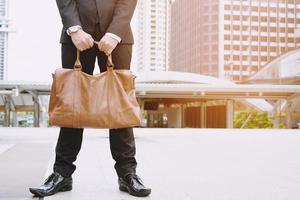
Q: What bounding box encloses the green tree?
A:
[234,111,274,129]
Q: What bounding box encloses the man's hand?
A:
[70,29,94,51]
[97,34,119,56]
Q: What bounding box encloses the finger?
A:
[103,44,112,55]
[76,43,83,51]
[88,37,94,48]
[107,49,113,56]
[88,40,94,48]
[84,38,92,49]
[79,47,85,51]
[102,43,109,53]
[104,49,110,56]
[104,49,109,56]
[93,40,99,45]
[78,41,86,51]
[82,43,90,51]
[103,45,110,55]
[98,41,104,51]
[89,34,94,41]
[82,43,89,50]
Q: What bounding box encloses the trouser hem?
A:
[53,166,73,178]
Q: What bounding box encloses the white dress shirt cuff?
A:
[105,32,122,43]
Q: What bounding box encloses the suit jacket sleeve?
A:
[56,0,82,29]
[106,0,137,40]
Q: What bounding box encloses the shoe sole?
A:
[29,184,72,197]
[119,185,151,197]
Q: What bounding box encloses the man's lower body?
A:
[29,25,151,197]
[54,40,137,179]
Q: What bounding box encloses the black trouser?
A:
[53,24,137,178]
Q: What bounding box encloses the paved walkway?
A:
[1,128,300,200]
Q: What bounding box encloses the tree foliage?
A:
[234,111,274,128]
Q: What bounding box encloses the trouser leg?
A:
[109,128,137,177]
[54,128,84,177]
[53,42,97,177]
[97,43,137,177]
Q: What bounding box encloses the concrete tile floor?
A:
[0,128,300,200]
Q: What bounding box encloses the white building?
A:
[131,0,168,72]
[0,0,9,80]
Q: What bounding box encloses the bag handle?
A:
[74,41,114,70]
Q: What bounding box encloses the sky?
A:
[7,0,62,81]
[7,0,138,82]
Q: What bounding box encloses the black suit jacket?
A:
[56,0,137,44]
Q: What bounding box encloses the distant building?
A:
[169,0,300,81]
[131,0,168,72]
[0,0,9,80]
[170,0,220,77]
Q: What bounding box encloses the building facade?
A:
[0,0,9,80]
[131,0,168,72]
[169,0,300,81]
[170,0,220,77]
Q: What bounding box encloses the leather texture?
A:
[56,0,137,44]
[119,174,151,197]
[48,51,141,129]
[29,172,73,197]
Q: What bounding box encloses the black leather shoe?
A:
[29,172,72,197]
[118,174,151,197]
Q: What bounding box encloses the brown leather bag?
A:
[48,51,141,129]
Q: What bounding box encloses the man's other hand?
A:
[97,34,119,56]
[70,30,94,51]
